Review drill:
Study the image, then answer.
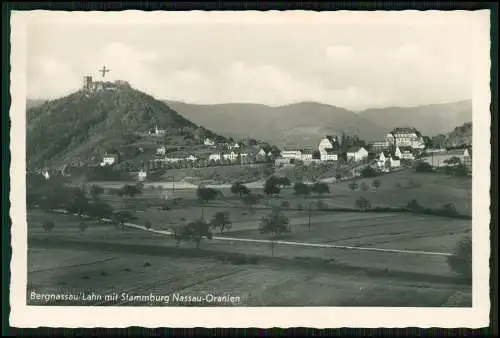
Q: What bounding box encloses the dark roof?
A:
[324,148,340,154]
[390,127,422,136]
[398,146,413,152]
[325,135,337,144]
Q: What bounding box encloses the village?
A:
[90,125,472,183]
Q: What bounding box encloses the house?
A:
[281,150,303,160]
[301,152,313,161]
[229,142,241,149]
[346,147,369,162]
[137,169,147,181]
[274,158,293,167]
[318,135,338,152]
[153,124,166,136]
[209,153,222,162]
[240,153,249,158]
[164,157,182,163]
[385,127,425,150]
[398,146,415,160]
[257,149,267,157]
[223,151,238,161]
[463,147,472,171]
[369,141,390,152]
[185,155,198,162]
[320,148,339,162]
[100,154,117,166]
[377,150,400,171]
[42,169,50,180]
[204,138,216,146]
[156,145,166,156]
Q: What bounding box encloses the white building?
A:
[320,149,338,161]
[185,155,198,162]
[377,151,400,172]
[257,149,267,157]
[153,124,166,135]
[138,169,147,181]
[301,152,313,161]
[346,147,369,162]
[397,146,415,160]
[42,169,50,180]
[275,158,293,167]
[209,153,222,162]
[100,154,117,166]
[165,157,182,163]
[223,151,238,161]
[385,127,425,150]
[156,145,166,156]
[281,150,303,160]
[229,142,241,149]
[369,140,390,152]
[318,135,338,152]
[204,138,216,146]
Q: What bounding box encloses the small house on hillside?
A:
[100,154,118,166]
[281,150,303,160]
[377,150,400,172]
[369,141,390,152]
[204,138,216,146]
[346,146,369,162]
[223,151,238,161]
[275,158,293,168]
[156,145,166,156]
[138,169,147,181]
[185,155,198,162]
[209,153,222,162]
[320,148,339,162]
[397,146,415,160]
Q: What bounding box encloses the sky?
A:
[25,11,485,110]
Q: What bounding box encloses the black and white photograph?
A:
[9,10,491,328]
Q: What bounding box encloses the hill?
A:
[358,100,472,138]
[163,100,385,148]
[26,85,226,169]
[445,122,472,148]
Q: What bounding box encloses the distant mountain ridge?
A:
[27,97,473,150]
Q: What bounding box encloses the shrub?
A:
[407,199,423,211]
[447,234,472,279]
[144,220,152,229]
[281,201,290,208]
[42,220,55,232]
[416,162,434,173]
[372,179,381,189]
[360,166,378,178]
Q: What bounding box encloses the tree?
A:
[230,182,250,197]
[348,182,359,192]
[171,224,190,247]
[416,162,434,173]
[144,219,152,229]
[407,199,422,212]
[360,182,369,191]
[66,187,90,218]
[444,156,462,167]
[264,178,280,197]
[241,194,259,213]
[42,220,55,232]
[210,211,232,234]
[88,201,114,222]
[293,182,310,197]
[78,222,88,234]
[372,179,381,189]
[89,184,104,201]
[310,182,330,196]
[447,234,472,279]
[277,177,291,188]
[355,196,371,210]
[186,219,213,249]
[360,166,378,178]
[259,208,291,238]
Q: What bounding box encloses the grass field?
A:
[27,168,472,307]
[27,246,471,307]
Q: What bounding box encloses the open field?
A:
[28,208,471,279]
[27,246,471,307]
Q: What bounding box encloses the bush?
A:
[281,201,290,208]
[360,166,378,178]
[144,220,152,229]
[447,235,472,279]
[42,220,55,232]
[416,162,434,173]
[407,199,423,211]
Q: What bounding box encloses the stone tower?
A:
[83,76,93,90]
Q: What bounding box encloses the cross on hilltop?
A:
[99,65,110,79]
